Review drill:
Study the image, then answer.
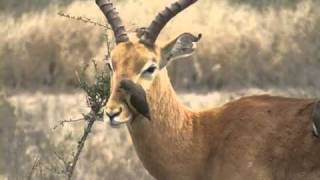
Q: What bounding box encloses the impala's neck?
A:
[148,69,193,129]
[127,69,212,179]
[128,69,194,133]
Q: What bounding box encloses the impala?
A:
[96,0,320,179]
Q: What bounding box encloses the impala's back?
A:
[201,95,320,180]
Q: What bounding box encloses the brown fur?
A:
[105,40,320,180]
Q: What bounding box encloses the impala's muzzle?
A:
[105,100,132,127]
[105,79,151,127]
[106,107,122,123]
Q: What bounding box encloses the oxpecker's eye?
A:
[142,65,157,76]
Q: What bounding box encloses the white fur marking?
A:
[313,122,319,136]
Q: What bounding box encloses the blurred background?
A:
[1,0,320,179]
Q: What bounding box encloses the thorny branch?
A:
[26,11,113,180]
[53,118,85,130]
[27,156,41,180]
[54,151,70,172]
[65,58,110,180]
[58,11,111,29]
[63,32,111,179]
[48,60,109,180]
[66,116,95,180]
[58,11,138,32]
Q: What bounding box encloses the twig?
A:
[53,118,86,130]
[66,115,96,180]
[54,151,69,170]
[58,11,138,32]
[58,12,111,29]
[27,156,40,180]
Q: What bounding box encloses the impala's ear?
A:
[159,33,202,69]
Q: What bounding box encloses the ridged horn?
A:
[140,0,198,47]
[96,0,129,44]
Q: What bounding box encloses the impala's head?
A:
[96,0,200,127]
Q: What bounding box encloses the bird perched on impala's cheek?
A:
[119,80,151,120]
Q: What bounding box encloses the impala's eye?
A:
[143,65,157,76]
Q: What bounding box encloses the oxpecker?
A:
[119,80,151,120]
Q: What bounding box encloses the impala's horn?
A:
[140,0,198,47]
[96,0,129,44]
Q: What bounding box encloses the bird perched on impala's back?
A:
[119,79,151,120]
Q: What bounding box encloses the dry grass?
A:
[1,0,320,90]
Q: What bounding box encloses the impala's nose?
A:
[105,106,122,124]
[106,107,122,120]
[105,105,128,127]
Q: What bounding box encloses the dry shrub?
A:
[1,0,320,91]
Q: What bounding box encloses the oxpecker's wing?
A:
[130,92,151,120]
[120,80,151,120]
